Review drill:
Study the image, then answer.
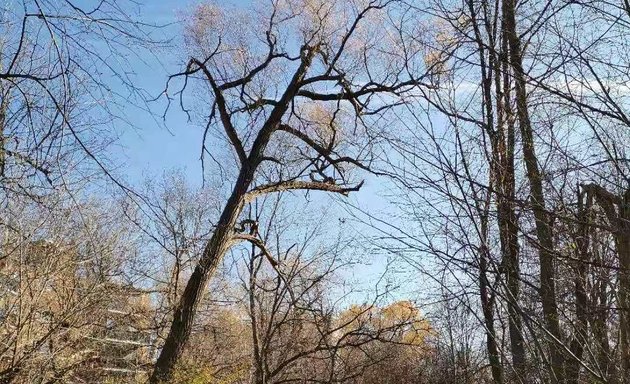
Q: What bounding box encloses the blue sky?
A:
[103,0,434,305]
[110,0,202,185]
[112,0,394,212]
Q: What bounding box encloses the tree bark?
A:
[150,48,316,383]
[502,0,564,381]
[618,189,630,379]
[496,23,527,381]
[479,240,504,384]
[150,164,253,383]
[468,1,524,378]
[566,189,590,384]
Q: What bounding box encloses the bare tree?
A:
[0,0,156,202]
[364,0,630,382]
[0,195,147,383]
[149,0,431,381]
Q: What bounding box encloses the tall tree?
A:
[150,1,430,381]
[502,0,564,380]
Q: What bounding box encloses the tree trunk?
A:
[566,189,590,384]
[150,48,316,383]
[617,189,630,379]
[468,1,524,379]
[0,86,7,178]
[150,164,254,383]
[496,27,527,381]
[479,204,504,384]
[468,3,506,380]
[502,0,564,381]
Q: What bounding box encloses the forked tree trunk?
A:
[468,2,505,380]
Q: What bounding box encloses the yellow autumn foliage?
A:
[336,300,434,348]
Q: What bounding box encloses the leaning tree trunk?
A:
[502,0,565,381]
[150,164,254,383]
[150,49,316,383]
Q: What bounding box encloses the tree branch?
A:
[277,123,377,174]
[232,233,279,268]
[190,58,248,164]
[296,78,431,101]
[245,180,364,202]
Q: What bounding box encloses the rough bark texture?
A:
[150,165,253,383]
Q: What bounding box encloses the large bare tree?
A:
[150,0,431,381]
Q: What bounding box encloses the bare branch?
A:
[190,58,248,164]
[245,180,364,201]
